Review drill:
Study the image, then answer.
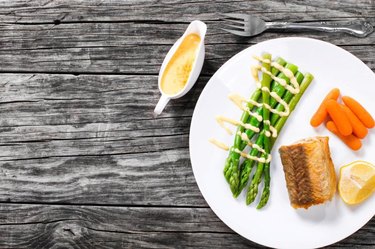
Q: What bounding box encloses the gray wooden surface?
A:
[0,0,374,248]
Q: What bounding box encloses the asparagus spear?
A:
[237,70,303,196]
[257,73,314,209]
[258,53,272,206]
[245,138,265,204]
[236,133,264,196]
[271,73,315,146]
[270,71,304,125]
[247,72,306,205]
[256,162,270,209]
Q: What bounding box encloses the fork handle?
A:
[265,21,373,37]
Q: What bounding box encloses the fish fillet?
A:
[279,136,337,209]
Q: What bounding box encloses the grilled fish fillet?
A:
[279,136,337,209]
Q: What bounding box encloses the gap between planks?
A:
[0,201,209,209]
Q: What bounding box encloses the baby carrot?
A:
[325,99,352,136]
[340,104,368,139]
[326,121,362,151]
[310,88,340,127]
[342,96,375,128]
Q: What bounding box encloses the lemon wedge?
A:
[338,160,375,205]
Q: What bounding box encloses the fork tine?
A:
[220,17,248,26]
[222,23,247,31]
[220,28,249,37]
[219,13,248,21]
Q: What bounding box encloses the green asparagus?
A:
[238,70,304,197]
[224,57,287,195]
[227,64,299,195]
[221,52,314,209]
[258,53,272,207]
[257,72,314,208]
[236,133,264,196]
[271,73,314,146]
[224,89,260,194]
[270,71,304,125]
[237,63,299,150]
[247,71,308,206]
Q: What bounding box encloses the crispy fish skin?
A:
[279,137,337,209]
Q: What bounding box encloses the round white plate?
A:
[189,37,375,249]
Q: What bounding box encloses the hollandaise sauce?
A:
[161,33,201,95]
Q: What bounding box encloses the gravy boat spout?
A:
[154,20,207,115]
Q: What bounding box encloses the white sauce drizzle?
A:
[261,67,299,95]
[264,120,278,138]
[233,148,272,163]
[228,93,263,122]
[209,138,229,151]
[236,131,268,155]
[251,66,262,88]
[228,94,263,122]
[216,115,260,135]
[230,92,290,119]
[253,55,300,94]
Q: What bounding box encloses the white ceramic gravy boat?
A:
[154,20,207,115]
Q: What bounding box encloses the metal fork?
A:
[220,13,374,38]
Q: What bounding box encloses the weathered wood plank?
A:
[0,150,207,205]
[0,0,374,23]
[1,20,374,48]
[0,74,203,127]
[0,73,207,205]
[0,30,374,74]
[0,204,373,248]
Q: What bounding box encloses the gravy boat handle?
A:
[154,95,170,115]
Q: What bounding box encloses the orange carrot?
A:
[326,121,362,151]
[342,96,375,128]
[310,88,340,127]
[340,104,368,139]
[325,99,352,136]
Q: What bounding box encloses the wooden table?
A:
[0,1,374,248]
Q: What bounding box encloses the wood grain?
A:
[0,0,374,247]
[0,23,373,74]
[0,0,373,74]
[0,150,207,206]
[0,73,203,126]
[0,73,207,205]
[0,0,374,23]
[0,204,373,248]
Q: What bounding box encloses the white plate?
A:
[189,37,375,249]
